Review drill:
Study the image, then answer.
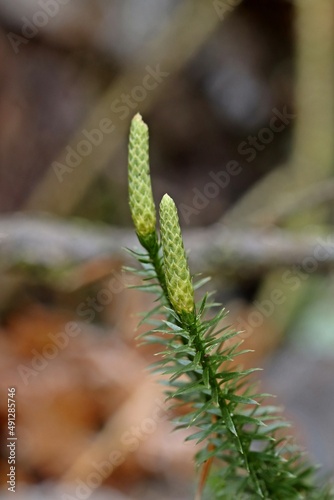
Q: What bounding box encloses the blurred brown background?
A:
[0,1,334,498]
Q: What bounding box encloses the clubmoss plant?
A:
[126,113,333,499]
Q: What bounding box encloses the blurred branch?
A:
[1,215,334,277]
[250,178,334,227]
[221,166,291,227]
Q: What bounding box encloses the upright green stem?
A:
[149,244,169,304]
[186,315,264,497]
